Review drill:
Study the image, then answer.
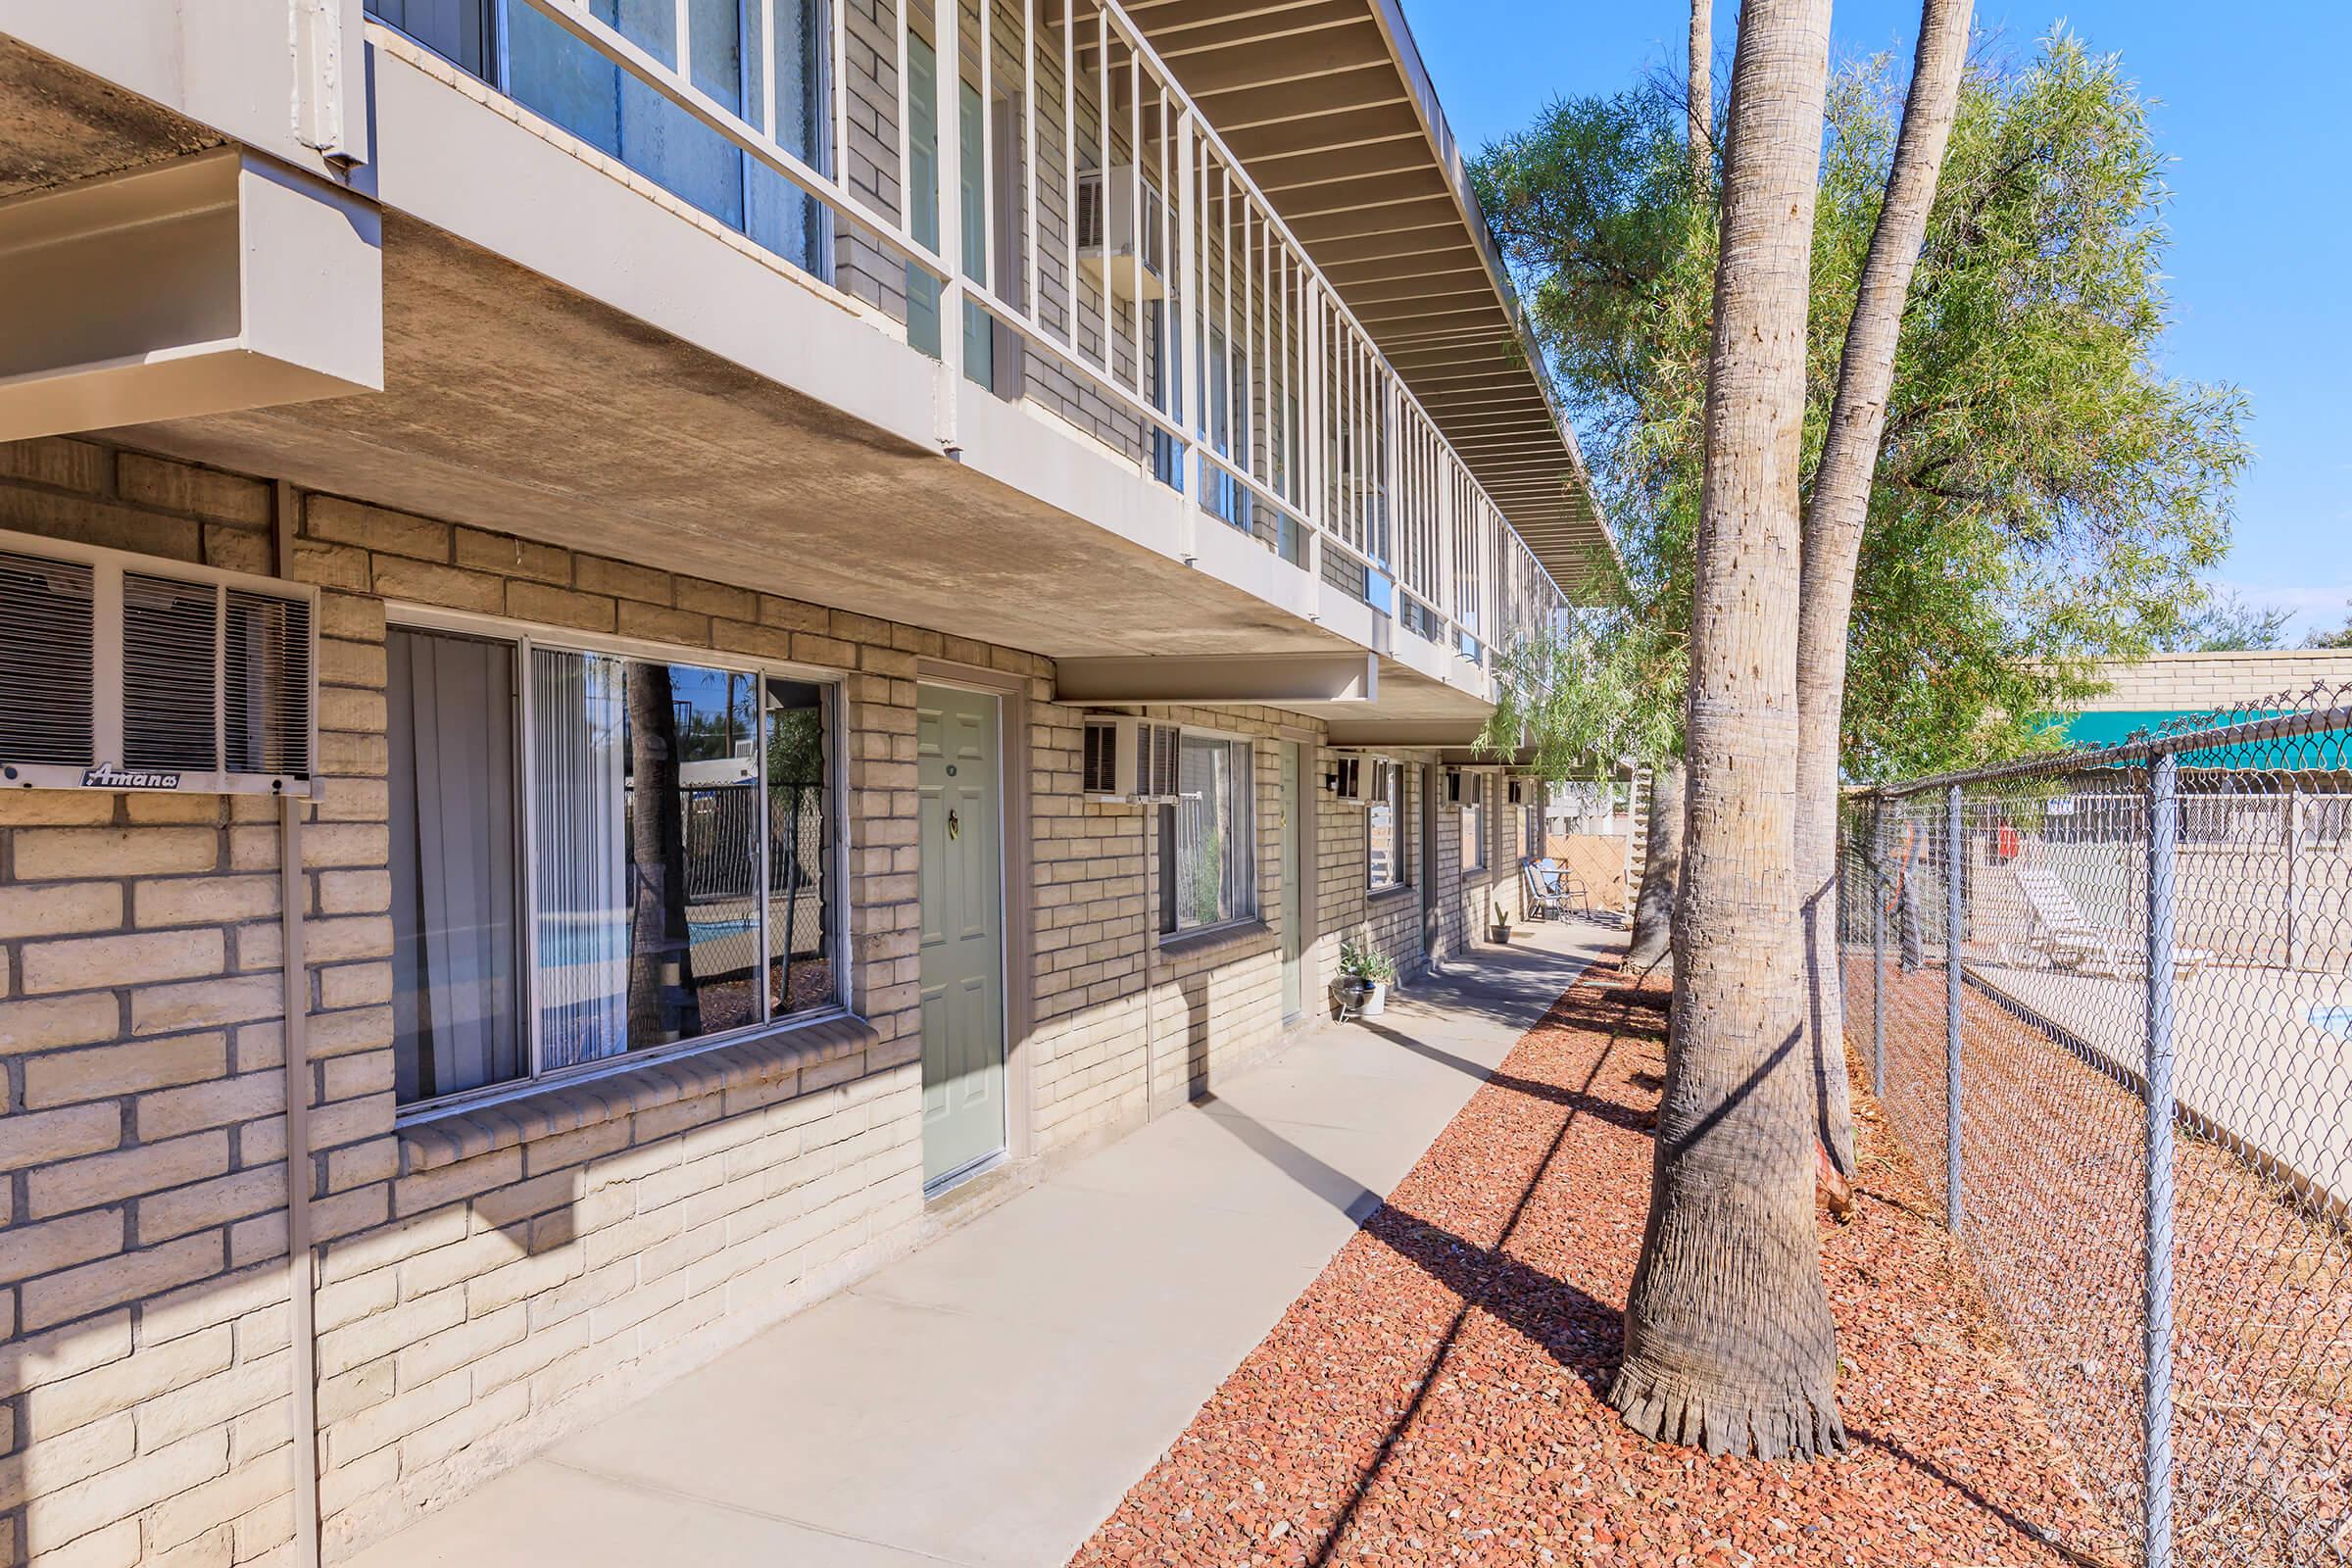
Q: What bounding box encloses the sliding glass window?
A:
[1367,760,1404,892]
[389,623,840,1107]
[366,0,836,280]
[1159,733,1256,936]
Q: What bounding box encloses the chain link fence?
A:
[1838,684,2352,1568]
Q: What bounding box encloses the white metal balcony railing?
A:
[361,0,1568,675]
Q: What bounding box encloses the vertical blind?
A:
[532,647,631,1072]
[388,628,523,1102]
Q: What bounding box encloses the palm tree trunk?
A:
[1610,0,1845,1460]
[627,664,701,1047]
[1626,760,1684,971]
[1688,0,1712,175]
[1794,0,1975,1183]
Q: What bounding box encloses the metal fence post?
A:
[1945,781,1964,1233]
[2285,789,2304,972]
[1871,798,1886,1100]
[2143,752,2179,1568]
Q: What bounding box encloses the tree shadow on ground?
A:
[1198,991,1633,1565]
[1353,1016,1659,1140]
[1196,972,2087,1566]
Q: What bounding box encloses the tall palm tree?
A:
[1610,0,1846,1459]
[1795,0,1976,1188]
[1688,0,1711,178]
[1624,0,1710,974]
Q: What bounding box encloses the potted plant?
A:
[1488,902,1513,945]
[1333,938,1396,1018]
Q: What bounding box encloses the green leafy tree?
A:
[2309,608,2352,651]
[2157,587,2294,652]
[1473,27,2248,901]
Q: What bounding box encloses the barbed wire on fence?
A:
[1838,678,2352,1568]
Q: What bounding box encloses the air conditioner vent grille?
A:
[123,572,222,772]
[0,530,318,794]
[225,589,312,776]
[1142,721,1180,801]
[1082,719,1118,796]
[0,550,95,766]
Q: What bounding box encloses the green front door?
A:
[918,684,1006,1189]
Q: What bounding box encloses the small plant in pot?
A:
[1488,902,1513,945]
[1334,938,1397,1018]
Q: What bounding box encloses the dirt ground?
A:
[1070,959,2128,1567]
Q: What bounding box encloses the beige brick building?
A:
[2052,650,2352,748]
[0,3,1605,1562]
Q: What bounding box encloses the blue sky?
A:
[1405,1,2352,639]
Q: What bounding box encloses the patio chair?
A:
[2006,862,2210,979]
[1523,858,1581,921]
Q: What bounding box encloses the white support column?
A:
[933,0,964,452]
[1173,106,1201,565]
[897,0,913,243]
[825,0,844,180]
[979,0,996,307]
[1126,45,1144,401]
[1060,0,1076,348]
[1095,6,1110,373]
[1022,0,1038,319]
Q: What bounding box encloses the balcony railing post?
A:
[1871,796,1886,1100]
[2285,788,2304,970]
[1172,103,1200,562]
[1944,780,1964,1234]
[931,0,964,454]
[2144,751,2179,1568]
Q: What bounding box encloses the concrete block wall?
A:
[1025,706,1309,1160]
[0,437,1404,1564]
[1302,755,1436,985]
[0,448,309,1568]
[2079,651,2352,715]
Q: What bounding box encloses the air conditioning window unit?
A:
[1329,756,1394,806]
[0,529,318,796]
[1081,715,1181,803]
[1075,167,1167,302]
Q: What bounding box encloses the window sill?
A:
[1366,884,1417,905]
[1155,918,1274,964]
[393,1012,881,1174]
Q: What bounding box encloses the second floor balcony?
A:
[0,0,1613,731]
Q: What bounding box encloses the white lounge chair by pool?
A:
[2005,861,2211,978]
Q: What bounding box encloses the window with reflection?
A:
[389,624,838,1106]
[1159,733,1256,936]
[1367,760,1404,892]
[366,0,835,279]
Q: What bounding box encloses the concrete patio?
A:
[344,918,1617,1568]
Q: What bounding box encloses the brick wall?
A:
[1026,707,1309,1159]
[2078,651,2352,714]
[1311,757,1425,985]
[0,436,1378,1564]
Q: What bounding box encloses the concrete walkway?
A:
[348,919,1614,1568]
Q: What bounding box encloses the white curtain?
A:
[388,629,521,1101]
[1173,736,1255,930]
[533,648,630,1069]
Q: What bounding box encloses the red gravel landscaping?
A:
[1069,958,2123,1567]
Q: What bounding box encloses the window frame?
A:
[1460,774,1487,873]
[1365,758,1407,894]
[368,0,841,284]
[1155,725,1260,942]
[386,604,852,1121]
